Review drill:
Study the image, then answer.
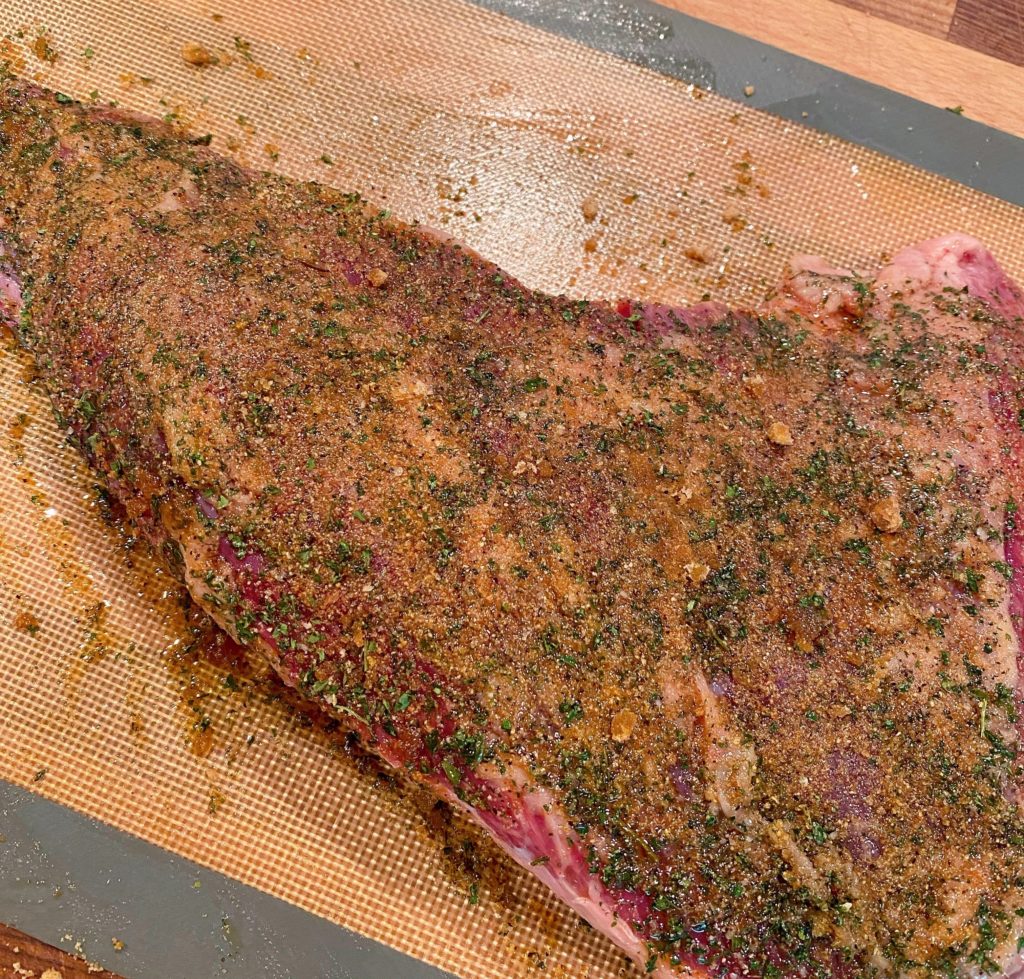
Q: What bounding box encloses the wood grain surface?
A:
[0,922,124,979]
[835,0,957,38]
[949,0,1024,65]
[839,0,1024,66]
[664,0,1024,136]
[0,0,1020,974]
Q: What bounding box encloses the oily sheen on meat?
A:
[3,77,1024,977]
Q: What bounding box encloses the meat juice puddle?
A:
[1,324,128,689]
[3,321,256,761]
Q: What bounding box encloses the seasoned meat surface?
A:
[4,77,1024,977]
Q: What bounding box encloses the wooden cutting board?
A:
[666,0,1024,135]
[0,922,124,979]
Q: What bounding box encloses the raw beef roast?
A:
[4,76,1024,977]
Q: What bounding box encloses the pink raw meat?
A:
[4,78,1024,976]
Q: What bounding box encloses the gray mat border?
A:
[4,2,1022,978]
[471,0,1024,207]
[0,781,455,978]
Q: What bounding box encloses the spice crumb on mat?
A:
[181,42,215,67]
[12,610,40,634]
[722,205,746,231]
[32,32,58,64]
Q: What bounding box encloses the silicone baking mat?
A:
[1,1,1023,977]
